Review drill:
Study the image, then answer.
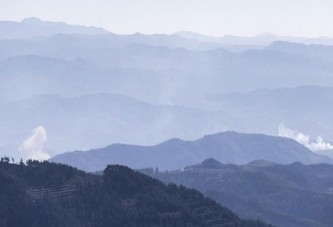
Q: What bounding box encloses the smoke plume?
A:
[278,124,333,152]
[20,126,50,161]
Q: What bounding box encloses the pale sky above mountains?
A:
[0,0,332,37]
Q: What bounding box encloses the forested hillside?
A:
[0,160,271,227]
[143,158,333,227]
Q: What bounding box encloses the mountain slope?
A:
[50,131,333,172]
[143,158,333,227]
[0,160,270,227]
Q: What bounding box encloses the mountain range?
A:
[0,17,108,39]
[0,93,234,160]
[50,132,333,172]
[1,18,333,162]
[1,36,333,103]
[2,18,332,49]
[1,16,332,227]
[175,31,333,46]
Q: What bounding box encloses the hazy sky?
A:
[1,0,332,37]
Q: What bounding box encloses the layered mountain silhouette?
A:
[2,41,333,102]
[175,31,333,46]
[50,132,333,172]
[0,93,234,160]
[0,17,108,39]
[1,37,333,100]
[1,18,333,163]
[1,16,333,227]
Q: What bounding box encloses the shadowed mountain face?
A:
[0,161,271,227]
[50,132,333,172]
[143,158,333,227]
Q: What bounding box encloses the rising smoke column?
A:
[20,126,50,161]
[278,124,333,152]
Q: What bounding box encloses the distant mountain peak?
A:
[199,158,224,168]
[256,32,278,37]
[22,17,42,23]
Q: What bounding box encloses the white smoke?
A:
[19,126,50,161]
[278,124,333,152]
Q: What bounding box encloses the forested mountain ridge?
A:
[142,158,333,227]
[0,160,271,227]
